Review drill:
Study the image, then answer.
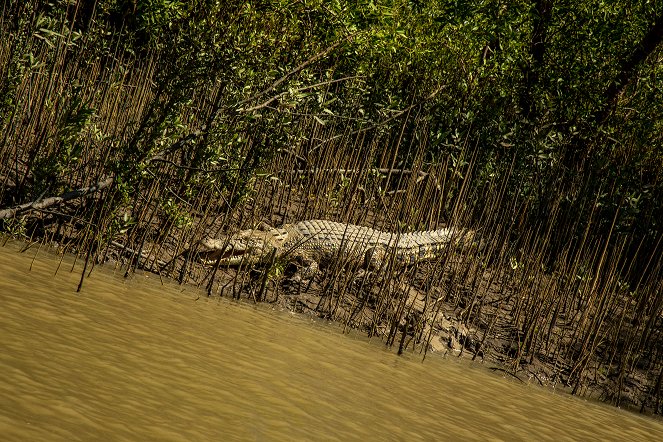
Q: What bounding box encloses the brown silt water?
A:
[1,243,662,441]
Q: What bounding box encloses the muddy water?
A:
[0,244,661,441]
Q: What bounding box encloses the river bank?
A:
[2,242,663,441]
[5,233,660,418]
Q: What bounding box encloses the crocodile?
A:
[197,219,479,278]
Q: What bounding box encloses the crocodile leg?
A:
[363,246,387,270]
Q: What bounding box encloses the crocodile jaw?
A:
[198,228,289,265]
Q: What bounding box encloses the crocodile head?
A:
[197,227,289,265]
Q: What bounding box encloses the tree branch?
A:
[310,85,447,148]
[235,34,354,109]
[0,176,114,219]
[241,76,363,112]
[594,13,663,126]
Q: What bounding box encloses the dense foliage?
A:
[2,1,661,232]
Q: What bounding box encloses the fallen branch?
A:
[0,132,205,221]
[0,176,114,220]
